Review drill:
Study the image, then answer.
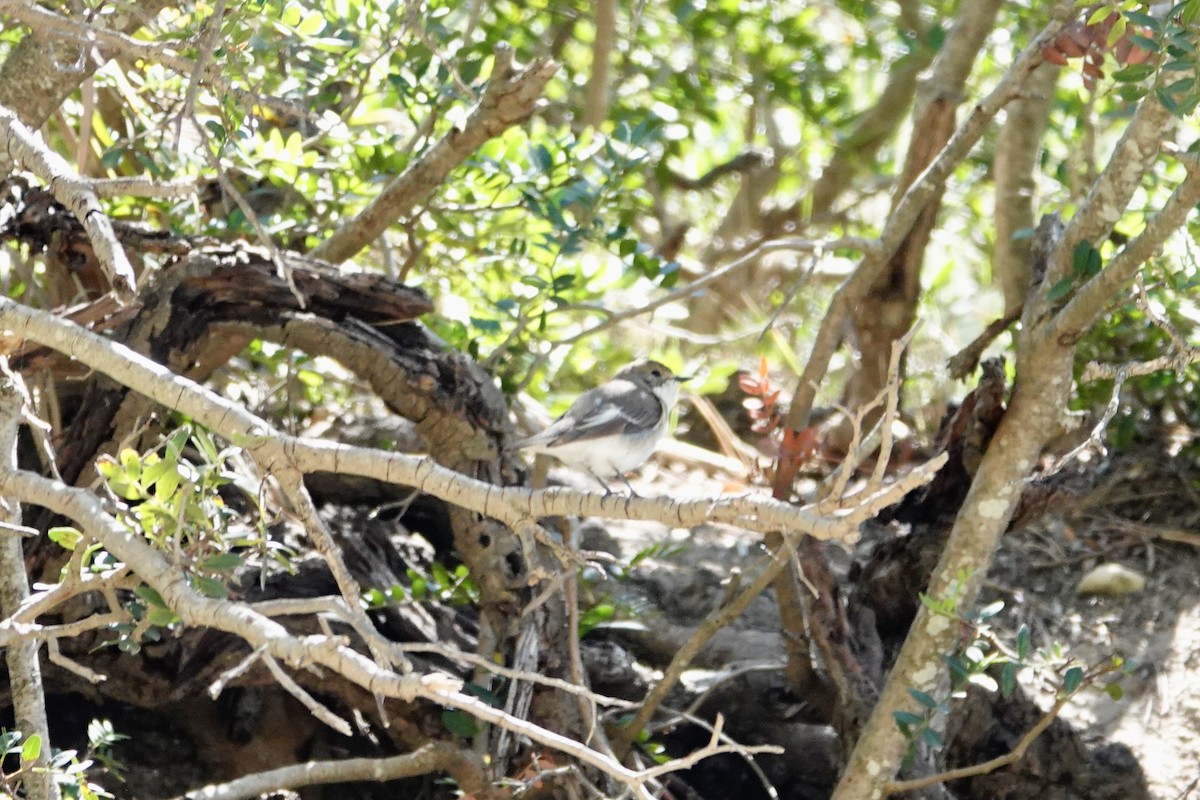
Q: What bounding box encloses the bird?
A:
[512,359,688,493]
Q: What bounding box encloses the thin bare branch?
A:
[178,741,486,800]
[611,544,794,756]
[881,696,1071,796]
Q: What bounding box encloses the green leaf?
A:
[155,467,181,500]
[977,600,1004,620]
[1128,33,1160,53]
[100,147,126,169]
[921,727,944,749]
[1104,682,1125,701]
[1047,277,1074,301]
[191,575,229,599]
[1062,666,1085,695]
[462,681,503,707]
[1113,63,1156,82]
[578,602,615,636]
[908,689,938,709]
[1016,624,1031,660]
[134,585,169,609]
[1001,661,1018,698]
[1184,0,1200,25]
[296,11,326,36]
[1107,14,1127,47]
[200,552,245,572]
[205,120,227,142]
[441,709,479,737]
[21,734,42,763]
[0,730,22,755]
[892,710,924,735]
[1072,240,1094,276]
[1122,11,1157,28]
[49,526,84,550]
[147,606,181,626]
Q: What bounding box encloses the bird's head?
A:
[616,359,690,404]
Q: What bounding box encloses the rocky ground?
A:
[584,443,1200,800]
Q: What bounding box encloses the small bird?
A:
[513,359,688,492]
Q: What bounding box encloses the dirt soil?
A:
[985,450,1200,800]
[589,445,1200,800]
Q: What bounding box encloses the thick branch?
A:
[1041,96,1174,290]
[0,0,171,129]
[781,3,1073,437]
[310,44,557,264]
[582,0,616,128]
[993,63,1059,310]
[1052,151,1200,339]
[0,294,916,542]
[0,105,137,297]
[0,375,60,800]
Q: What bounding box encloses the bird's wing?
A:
[521,382,663,447]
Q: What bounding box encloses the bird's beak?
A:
[675,374,692,383]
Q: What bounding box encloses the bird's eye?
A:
[651,369,662,378]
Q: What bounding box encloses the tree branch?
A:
[1040,96,1174,292]
[1053,148,1200,339]
[780,3,1074,440]
[310,44,557,264]
[177,742,486,800]
[582,0,616,128]
[0,294,925,542]
[0,104,137,298]
[0,1,310,123]
[0,372,60,800]
[0,0,171,129]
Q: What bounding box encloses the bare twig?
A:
[881,696,1071,796]
[611,544,795,756]
[174,0,227,150]
[1046,369,1126,475]
[0,285,917,544]
[947,305,1023,380]
[663,150,770,191]
[177,741,486,800]
[556,236,879,351]
[263,653,353,736]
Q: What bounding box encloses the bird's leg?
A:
[587,470,617,496]
[617,472,640,497]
